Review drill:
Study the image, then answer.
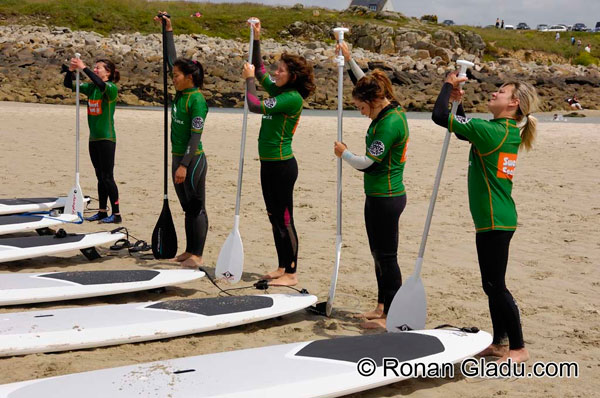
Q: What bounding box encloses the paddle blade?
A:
[151,200,177,259]
[325,236,342,317]
[386,273,427,332]
[215,228,244,284]
[65,185,85,217]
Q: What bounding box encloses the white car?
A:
[547,25,568,32]
[537,24,549,31]
[504,24,515,30]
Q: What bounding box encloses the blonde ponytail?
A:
[504,81,539,151]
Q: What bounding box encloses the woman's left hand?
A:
[242,63,255,79]
[334,141,347,158]
[69,58,86,71]
[174,165,187,184]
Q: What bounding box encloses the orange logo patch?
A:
[400,138,409,162]
[87,100,102,116]
[497,152,517,180]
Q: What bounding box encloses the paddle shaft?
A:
[413,61,473,278]
[161,19,169,200]
[233,19,258,221]
[75,53,81,186]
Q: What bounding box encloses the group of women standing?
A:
[63,13,539,363]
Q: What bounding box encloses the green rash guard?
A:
[256,72,303,161]
[448,114,521,233]
[171,88,208,156]
[75,82,118,142]
[364,106,409,197]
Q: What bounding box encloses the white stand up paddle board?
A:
[0,328,491,397]
[0,197,90,216]
[0,231,125,263]
[0,293,317,357]
[0,213,81,236]
[0,269,205,306]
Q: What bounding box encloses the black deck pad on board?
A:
[0,234,85,249]
[295,333,445,365]
[0,197,58,206]
[0,215,44,226]
[148,295,274,316]
[39,270,161,285]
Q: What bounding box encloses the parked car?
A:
[517,22,530,30]
[442,20,455,26]
[504,24,515,30]
[547,25,568,32]
[537,24,549,31]
[572,23,587,31]
[594,22,600,32]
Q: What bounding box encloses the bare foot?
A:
[478,344,509,358]
[181,255,203,269]
[269,273,297,286]
[262,267,285,280]
[497,347,530,364]
[360,317,387,329]
[175,252,192,262]
[353,304,384,320]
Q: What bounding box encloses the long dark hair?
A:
[96,59,120,83]
[352,69,398,105]
[173,58,204,88]
[280,53,315,99]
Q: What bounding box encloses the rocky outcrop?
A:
[0,24,599,111]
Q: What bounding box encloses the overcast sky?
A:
[185,0,600,28]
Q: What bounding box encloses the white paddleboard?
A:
[0,197,89,216]
[0,213,81,235]
[0,293,317,357]
[0,231,125,263]
[0,329,491,397]
[0,269,205,306]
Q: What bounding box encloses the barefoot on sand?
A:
[181,255,203,269]
[360,317,387,329]
[268,273,297,287]
[497,348,530,364]
[478,344,509,358]
[175,252,192,262]
[353,304,384,320]
[262,267,285,280]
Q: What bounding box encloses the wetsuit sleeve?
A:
[181,96,208,167]
[346,58,365,85]
[252,39,279,97]
[341,149,375,171]
[165,30,177,72]
[63,67,74,89]
[432,82,469,141]
[245,77,262,114]
[83,67,106,92]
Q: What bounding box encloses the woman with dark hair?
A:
[334,70,409,329]
[64,57,122,223]
[155,12,209,269]
[242,18,315,286]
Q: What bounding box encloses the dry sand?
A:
[0,101,598,397]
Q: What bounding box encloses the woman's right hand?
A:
[154,11,172,31]
[242,63,255,79]
[335,42,351,62]
[248,17,261,39]
[334,141,347,158]
[69,58,86,71]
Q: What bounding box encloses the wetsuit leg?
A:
[88,141,108,212]
[364,195,407,314]
[94,140,120,214]
[476,230,524,350]
[260,158,299,274]
[172,154,208,256]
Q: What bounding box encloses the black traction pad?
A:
[39,270,160,285]
[148,295,274,316]
[0,234,85,249]
[295,333,445,365]
[0,197,58,206]
[0,215,44,226]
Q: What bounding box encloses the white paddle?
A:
[309,27,349,317]
[386,60,474,332]
[215,18,259,284]
[65,52,85,219]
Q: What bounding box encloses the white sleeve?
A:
[347,58,365,80]
[341,149,374,170]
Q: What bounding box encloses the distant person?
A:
[567,95,583,110]
[571,36,575,45]
[585,44,591,53]
[555,32,560,41]
[501,19,504,29]
[577,39,582,47]
[496,18,500,28]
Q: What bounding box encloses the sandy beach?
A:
[0,100,598,397]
